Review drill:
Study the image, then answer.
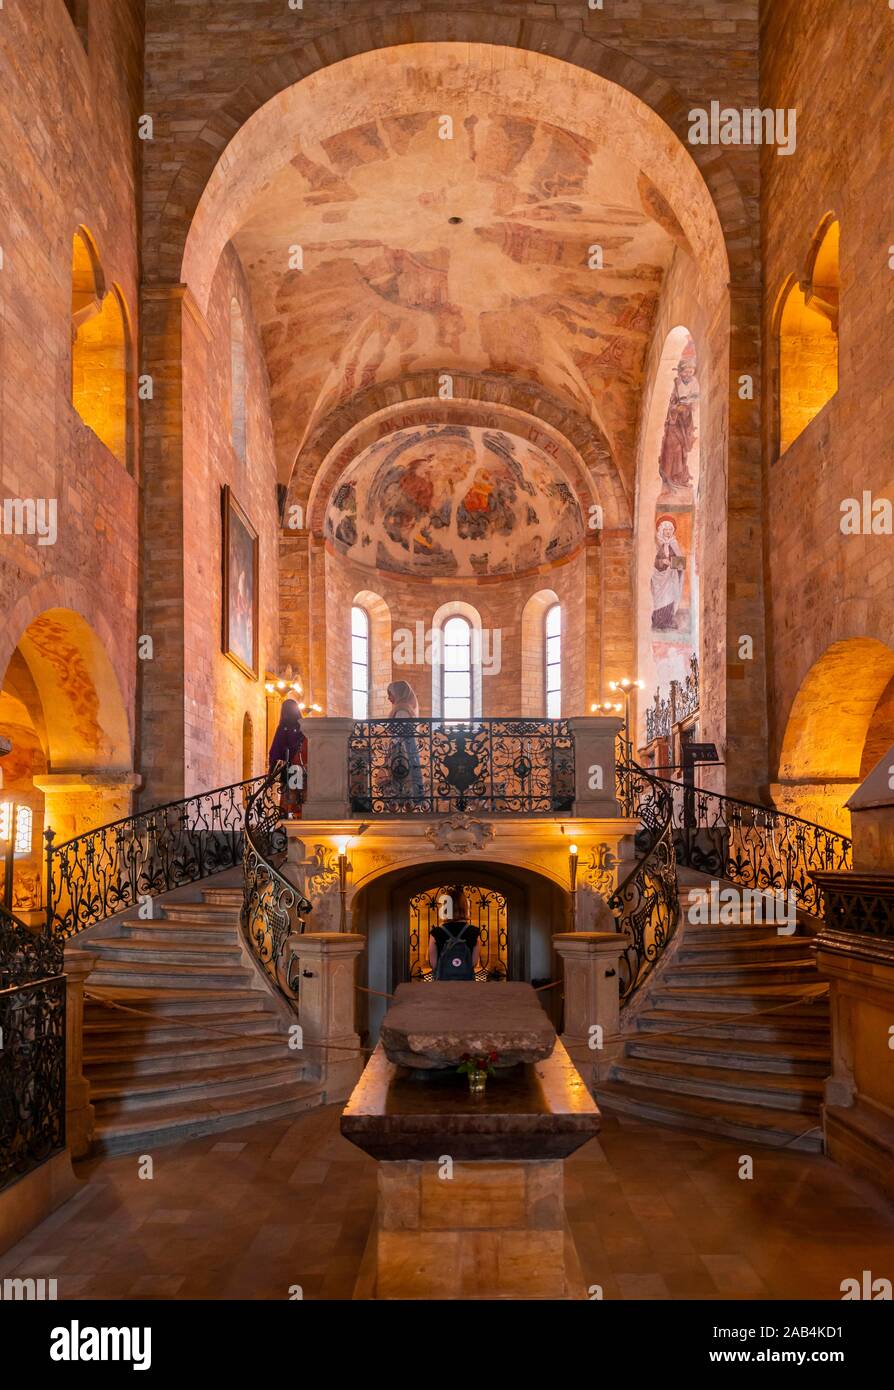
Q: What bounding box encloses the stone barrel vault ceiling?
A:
[325,423,585,578]
[229,75,687,488]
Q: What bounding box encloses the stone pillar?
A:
[568,715,625,817]
[63,950,96,1158]
[553,932,626,1085]
[291,932,365,1102]
[301,718,354,818]
[815,930,894,1200]
[34,771,141,843]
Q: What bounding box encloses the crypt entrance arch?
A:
[351,858,567,1043]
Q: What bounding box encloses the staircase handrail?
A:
[645,772,852,920]
[611,759,680,1003]
[241,764,313,1008]
[46,774,267,938]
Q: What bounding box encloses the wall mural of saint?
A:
[649,338,698,657]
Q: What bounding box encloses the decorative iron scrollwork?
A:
[47,776,267,938]
[0,904,65,1193]
[242,766,313,1007]
[348,718,575,815]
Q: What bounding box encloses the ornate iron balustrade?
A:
[611,761,680,1002]
[46,776,266,938]
[1,905,66,1193]
[242,766,312,1006]
[650,775,852,920]
[644,655,700,743]
[348,718,575,815]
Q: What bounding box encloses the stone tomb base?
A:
[343,1025,599,1300]
[355,1155,586,1300]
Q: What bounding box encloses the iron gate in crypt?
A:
[408,885,509,983]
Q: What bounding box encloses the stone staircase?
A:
[595,884,831,1151]
[68,884,323,1154]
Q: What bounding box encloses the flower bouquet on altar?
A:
[457,1051,499,1096]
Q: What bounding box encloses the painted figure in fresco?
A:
[268,699,308,820]
[650,516,686,631]
[386,680,425,806]
[658,357,699,491]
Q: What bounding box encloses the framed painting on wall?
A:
[222,484,258,680]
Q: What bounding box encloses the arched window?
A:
[432,602,483,721]
[71,228,129,467]
[351,605,370,719]
[230,298,247,461]
[442,616,473,722]
[545,603,562,718]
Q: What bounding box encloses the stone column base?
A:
[355,1158,587,1300]
[0,1151,81,1257]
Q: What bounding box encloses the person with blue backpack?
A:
[428,886,481,981]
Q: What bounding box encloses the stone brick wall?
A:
[0,1,143,789]
[760,0,894,803]
[320,548,588,719]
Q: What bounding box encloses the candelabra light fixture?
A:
[608,678,644,759]
[264,666,322,714]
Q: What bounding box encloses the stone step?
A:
[680,923,809,942]
[649,983,829,1015]
[84,937,244,965]
[83,1009,282,1045]
[84,1033,291,1079]
[626,1033,830,1076]
[89,1055,306,1109]
[92,1080,324,1156]
[163,901,241,923]
[117,919,238,944]
[662,959,819,987]
[610,1055,824,1113]
[594,1079,824,1152]
[676,939,815,965]
[635,1007,831,1045]
[83,987,272,1016]
[80,958,253,989]
[201,887,245,908]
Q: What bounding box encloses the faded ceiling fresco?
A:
[232,105,682,485]
[325,424,585,578]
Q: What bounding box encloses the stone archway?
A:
[0,605,136,882]
[350,856,567,1042]
[773,637,894,833]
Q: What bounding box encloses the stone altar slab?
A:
[342,1038,599,1161]
[379,981,557,1070]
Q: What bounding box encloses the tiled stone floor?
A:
[3,1106,893,1300]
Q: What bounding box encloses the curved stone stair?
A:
[596,897,831,1151]
[68,883,322,1154]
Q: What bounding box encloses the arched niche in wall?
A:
[520,589,561,718]
[71,227,131,469]
[776,215,840,457]
[634,326,701,744]
[774,636,894,834]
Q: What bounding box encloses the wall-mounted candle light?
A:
[568,842,579,932]
[336,836,351,931]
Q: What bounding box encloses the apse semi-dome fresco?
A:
[325,425,585,577]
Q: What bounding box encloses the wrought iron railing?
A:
[644,654,700,743]
[46,776,266,938]
[611,761,680,1002]
[242,765,312,1006]
[0,905,66,1192]
[348,718,575,815]
[650,775,852,920]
